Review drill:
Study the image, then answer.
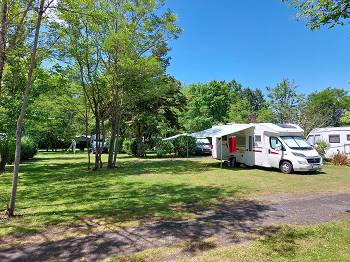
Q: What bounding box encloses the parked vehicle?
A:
[195,137,212,155]
[307,127,350,158]
[192,123,323,174]
[91,134,109,154]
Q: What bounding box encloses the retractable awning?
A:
[162,133,191,141]
[191,124,254,138]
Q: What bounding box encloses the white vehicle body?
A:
[307,127,350,158]
[192,123,323,173]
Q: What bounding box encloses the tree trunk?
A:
[0,0,8,93]
[7,0,45,217]
[107,114,117,168]
[113,112,122,167]
[84,92,91,170]
[94,108,101,171]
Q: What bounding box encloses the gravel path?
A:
[1,193,349,262]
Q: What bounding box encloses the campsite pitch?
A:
[0,152,349,261]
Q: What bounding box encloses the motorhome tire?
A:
[280,161,293,174]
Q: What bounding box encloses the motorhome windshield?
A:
[281,136,313,150]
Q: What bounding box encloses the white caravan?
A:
[192,123,323,173]
[307,127,350,158]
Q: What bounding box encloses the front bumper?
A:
[294,162,323,172]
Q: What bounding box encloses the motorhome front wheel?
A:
[280,161,293,174]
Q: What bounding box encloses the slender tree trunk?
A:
[113,112,122,167]
[0,0,8,93]
[94,107,101,170]
[7,0,45,217]
[107,113,117,168]
[84,92,91,169]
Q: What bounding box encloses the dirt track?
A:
[1,193,350,262]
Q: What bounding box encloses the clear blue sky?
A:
[164,0,350,94]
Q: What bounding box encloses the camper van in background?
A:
[192,123,323,174]
[307,127,350,158]
[91,134,109,154]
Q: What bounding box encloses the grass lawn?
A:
[114,218,350,262]
[0,152,349,260]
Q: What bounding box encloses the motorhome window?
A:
[254,135,261,142]
[314,135,321,143]
[281,136,312,150]
[329,135,340,143]
[270,137,281,149]
[307,135,314,145]
[347,135,350,141]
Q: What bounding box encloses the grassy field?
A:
[113,219,350,262]
[0,152,349,260]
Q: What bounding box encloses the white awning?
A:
[162,133,191,141]
[191,124,254,138]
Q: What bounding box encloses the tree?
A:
[285,0,350,29]
[8,0,48,217]
[267,79,304,124]
[306,87,349,127]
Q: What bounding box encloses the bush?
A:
[155,140,174,158]
[331,152,349,166]
[173,136,196,157]
[122,139,145,157]
[122,139,133,155]
[21,136,38,160]
[0,136,37,169]
[314,140,329,158]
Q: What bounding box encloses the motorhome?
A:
[192,123,323,173]
[307,127,350,158]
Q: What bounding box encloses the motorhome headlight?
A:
[292,152,306,158]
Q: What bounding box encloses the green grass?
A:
[0,152,349,240]
[107,219,350,262]
[179,218,350,262]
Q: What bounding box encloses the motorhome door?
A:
[267,136,283,168]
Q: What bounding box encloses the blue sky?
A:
[164,0,350,94]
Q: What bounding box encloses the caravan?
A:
[307,127,350,158]
[192,123,323,173]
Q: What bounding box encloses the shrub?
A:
[155,140,174,158]
[122,139,133,155]
[21,136,38,160]
[314,140,329,158]
[173,136,196,157]
[331,152,349,166]
[1,136,37,168]
[122,139,145,157]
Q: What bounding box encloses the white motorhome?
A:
[307,127,350,158]
[192,123,323,173]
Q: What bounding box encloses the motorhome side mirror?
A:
[276,145,282,151]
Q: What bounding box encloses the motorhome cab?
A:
[307,127,350,158]
[192,123,323,174]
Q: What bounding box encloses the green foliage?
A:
[155,140,174,158]
[314,140,329,158]
[267,79,304,124]
[307,88,349,127]
[285,0,350,29]
[173,136,196,157]
[20,137,38,161]
[122,139,133,155]
[180,80,269,132]
[331,152,349,166]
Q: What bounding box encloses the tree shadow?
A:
[0,198,277,262]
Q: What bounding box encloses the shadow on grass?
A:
[0,199,275,261]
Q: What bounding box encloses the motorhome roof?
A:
[309,126,350,133]
[258,123,304,134]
